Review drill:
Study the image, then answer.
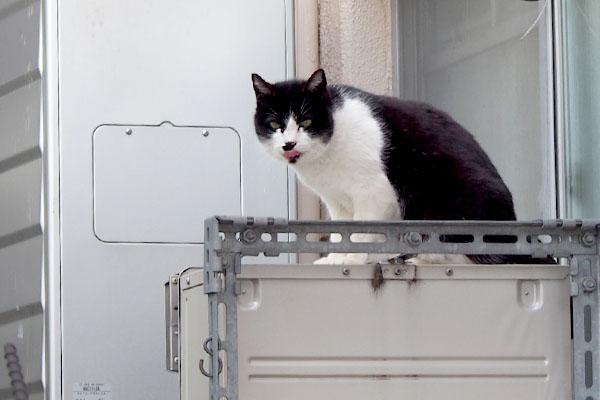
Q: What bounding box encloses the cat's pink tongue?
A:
[284,149,301,162]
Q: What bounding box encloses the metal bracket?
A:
[571,255,600,399]
[202,216,600,400]
[164,275,180,372]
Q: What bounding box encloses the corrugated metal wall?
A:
[0,0,44,399]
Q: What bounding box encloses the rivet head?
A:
[173,357,179,364]
[242,229,257,243]
[582,232,596,246]
[202,129,210,137]
[445,268,454,276]
[406,232,423,247]
[342,268,350,276]
[171,277,178,284]
[582,277,597,292]
[125,128,133,135]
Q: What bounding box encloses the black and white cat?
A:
[251,69,518,265]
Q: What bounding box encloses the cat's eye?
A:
[299,119,312,128]
[269,121,281,130]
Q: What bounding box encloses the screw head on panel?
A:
[581,233,596,247]
[582,277,597,292]
[445,268,454,276]
[125,128,133,135]
[342,268,350,276]
[242,229,257,243]
[202,129,210,137]
[394,267,405,276]
[171,277,178,284]
[406,232,422,247]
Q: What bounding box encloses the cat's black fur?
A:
[348,88,517,222]
[340,88,526,264]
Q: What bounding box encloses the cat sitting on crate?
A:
[251,69,532,266]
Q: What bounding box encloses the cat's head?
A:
[251,69,333,165]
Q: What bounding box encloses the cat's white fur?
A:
[261,95,471,265]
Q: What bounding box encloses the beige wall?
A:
[319,0,394,96]
[295,0,322,224]
[295,0,394,238]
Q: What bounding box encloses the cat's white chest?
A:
[294,97,401,221]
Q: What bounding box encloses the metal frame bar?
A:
[572,254,600,399]
[203,216,600,400]
[164,275,180,372]
[552,0,568,218]
[41,1,63,399]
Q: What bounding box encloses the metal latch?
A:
[164,275,180,372]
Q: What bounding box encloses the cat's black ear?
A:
[304,69,327,93]
[252,73,275,98]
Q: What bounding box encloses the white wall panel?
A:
[57,1,293,399]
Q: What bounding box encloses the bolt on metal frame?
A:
[202,216,600,400]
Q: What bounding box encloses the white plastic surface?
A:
[180,271,209,400]
[93,124,241,243]
[181,264,572,400]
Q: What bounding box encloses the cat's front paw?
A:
[314,253,348,265]
[314,253,396,265]
[405,253,473,265]
[342,253,369,265]
[405,254,443,265]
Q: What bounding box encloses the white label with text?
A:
[73,383,112,400]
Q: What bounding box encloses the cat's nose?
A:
[282,141,297,151]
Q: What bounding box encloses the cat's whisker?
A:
[300,98,312,115]
[261,103,279,116]
[300,100,314,115]
[299,97,307,113]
